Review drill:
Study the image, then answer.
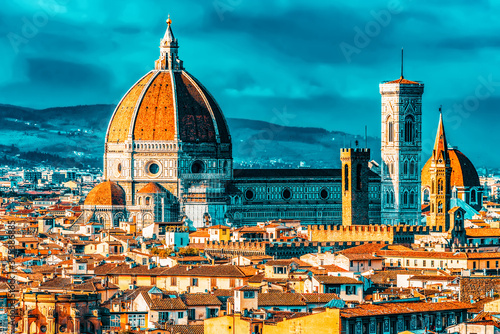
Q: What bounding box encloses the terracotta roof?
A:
[149,297,187,311]
[422,148,480,188]
[300,293,339,303]
[212,289,234,297]
[409,275,457,281]
[375,250,467,259]
[369,269,428,285]
[162,325,204,334]
[384,77,421,85]
[341,253,380,261]
[186,265,250,278]
[341,243,388,254]
[248,273,265,283]
[181,293,222,306]
[38,277,72,289]
[340,301,472,318]
[258,292,307,306]
[466,229,500,238]
[137,182,166,194]
[467,252,500,259]
[106,70,230,144]
[237,226,266,233]
[313,265,349,273]
[84,181,126,206]
[189,231,210,238]
[208,225,230,229]
[314,275,362,285]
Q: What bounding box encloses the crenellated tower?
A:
[341,147,371,225]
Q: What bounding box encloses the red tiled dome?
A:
[105,70,230,145]
[137,182,166,194]
[84,181,126,206]
[106,19,231,147]
[421,148,480,188]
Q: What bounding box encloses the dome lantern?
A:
[156,15,183,71]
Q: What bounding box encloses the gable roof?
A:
[258,292,307,306]
[313,275,362,285]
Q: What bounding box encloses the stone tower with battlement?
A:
[380,76,424,225]
[341,148,371,225]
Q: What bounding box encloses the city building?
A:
[80,19,382,230]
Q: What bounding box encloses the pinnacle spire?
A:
[432,109,448,163]
[163,15,176,45]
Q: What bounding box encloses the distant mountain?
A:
[0,104,380,169]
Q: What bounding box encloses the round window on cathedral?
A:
[149,163,160,174]
[146,161,161,176]
[320,188,329,200]
[40,326,47,333]
[245,189,255,201]
[191,160,205,173]
[282,188,292,200]
[59,325,67,333]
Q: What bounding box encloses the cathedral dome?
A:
[421,148,480,188]
[105,20,230,146]
[84,181,126,206]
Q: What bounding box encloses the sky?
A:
[1,0,499,167]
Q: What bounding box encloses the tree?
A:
[178,247,199,256]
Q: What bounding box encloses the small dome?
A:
[137,182,166,194]
[84,181,126,206]
[421,148,480,188]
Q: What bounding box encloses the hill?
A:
[0,104,380,169]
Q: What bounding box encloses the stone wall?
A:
[308,224,443,243]
[204,240,381,259]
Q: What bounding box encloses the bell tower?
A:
[380,57,424,225]
[427,112,452,230]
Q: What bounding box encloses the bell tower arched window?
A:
[409,191,415,206]
[387,117,394,143]
[404,115,415,142]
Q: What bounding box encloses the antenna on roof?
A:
[439,105,442,114]
[401,48,404,78]
[364,126,367,148]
